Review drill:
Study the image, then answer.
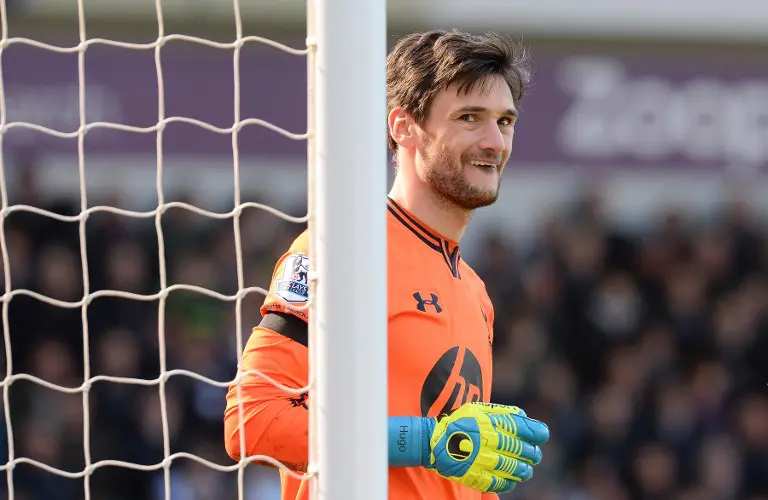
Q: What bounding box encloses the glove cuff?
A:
[420,417,435,467]
[387,416,433,467]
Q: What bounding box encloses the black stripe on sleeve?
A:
[259,312,308,347]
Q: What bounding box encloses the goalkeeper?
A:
[224,29,549,499]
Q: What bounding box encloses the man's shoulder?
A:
[459,259,493,298]
[458,258,483,283]
[263,228,311,320]
[286,228,310,255]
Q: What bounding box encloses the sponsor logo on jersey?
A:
[421,347,484,417]
[413,292,443,313]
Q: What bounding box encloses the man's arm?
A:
[224,231,313,471]
[224,315,310,472]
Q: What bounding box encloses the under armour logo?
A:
[414,292,442,313]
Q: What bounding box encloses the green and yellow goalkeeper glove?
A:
[388,402,549,493]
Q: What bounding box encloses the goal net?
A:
[0,1,387,499]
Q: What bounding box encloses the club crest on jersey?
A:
[275,253,310,303]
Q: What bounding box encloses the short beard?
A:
[421,135,502,211]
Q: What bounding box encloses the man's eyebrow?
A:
[455,105,518,117]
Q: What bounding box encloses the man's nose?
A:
[478,121,505,153]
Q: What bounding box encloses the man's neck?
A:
[388,174,472,243]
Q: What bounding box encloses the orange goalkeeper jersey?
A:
[224,197,497,500]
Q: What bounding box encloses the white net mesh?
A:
[0,1,312,498]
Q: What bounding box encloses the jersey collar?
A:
[386,197,462,279]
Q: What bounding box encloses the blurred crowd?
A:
[485,194,768,500]
[2,163,297,500]
[2,162,768,500]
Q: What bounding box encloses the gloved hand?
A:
[422,402,549,493]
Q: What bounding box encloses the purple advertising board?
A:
[1,41,310,160]
[2,40,767,173]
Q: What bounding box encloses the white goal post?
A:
[308,0,388,499]
[0,0,388,499]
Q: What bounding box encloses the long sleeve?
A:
[224,229,313,472]
[224,324,310,472]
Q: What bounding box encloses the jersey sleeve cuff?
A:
[388,416,432,467]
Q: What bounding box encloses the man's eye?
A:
[459,114,476,122]
[499,117,516,126]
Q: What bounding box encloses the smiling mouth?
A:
[466,160,498,170]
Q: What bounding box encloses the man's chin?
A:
[468,195,499,209]
[455,189,499,210]
[468,179,501,204]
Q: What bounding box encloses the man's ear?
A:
[388,107,419,149]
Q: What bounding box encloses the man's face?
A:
[415,74,517,210]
